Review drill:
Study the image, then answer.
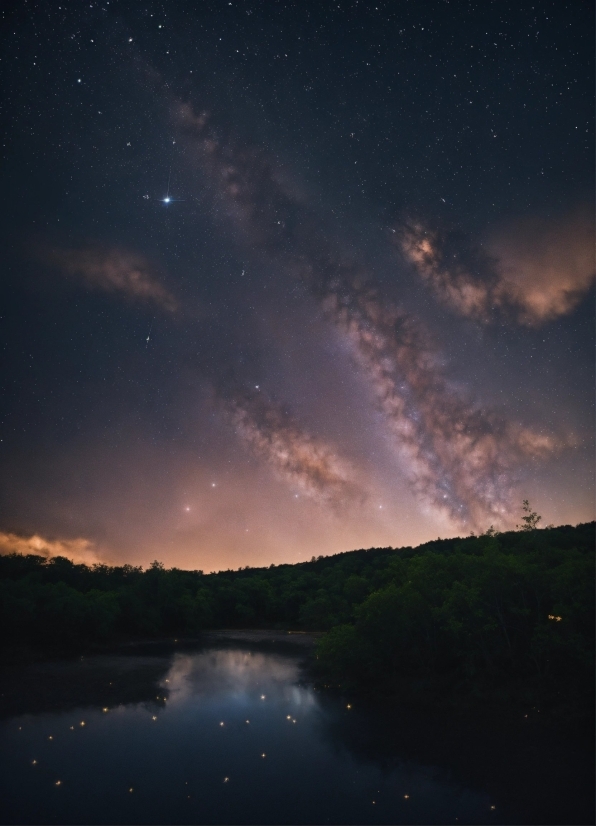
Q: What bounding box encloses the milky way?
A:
[172,98,568,530]
[0,0,592,569]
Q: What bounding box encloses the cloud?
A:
[397,210,594,326]
[489,210,595,325]
[173,99,566,530]
[0,531,105,565]
[45,245,178,312]
[225,389,365,509]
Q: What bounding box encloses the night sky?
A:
[1,0,593,571]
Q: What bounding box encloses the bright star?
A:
[163,197,171,204]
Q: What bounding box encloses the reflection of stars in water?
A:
[34,675,383,808]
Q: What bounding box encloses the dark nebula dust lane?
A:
[0,0,593,570]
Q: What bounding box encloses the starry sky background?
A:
[0,0,593,571]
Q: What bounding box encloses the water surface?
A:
[0,635,592,824]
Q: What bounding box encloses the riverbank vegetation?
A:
[1,519,593,712]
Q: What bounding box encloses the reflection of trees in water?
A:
[317,693,594,826]
[0,654,172,719]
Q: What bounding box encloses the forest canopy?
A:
[1,520,593,709]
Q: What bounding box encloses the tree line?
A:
[1,518,593,708]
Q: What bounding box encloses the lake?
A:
[0,632,592,824]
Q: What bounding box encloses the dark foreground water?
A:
[0,634,593,825]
